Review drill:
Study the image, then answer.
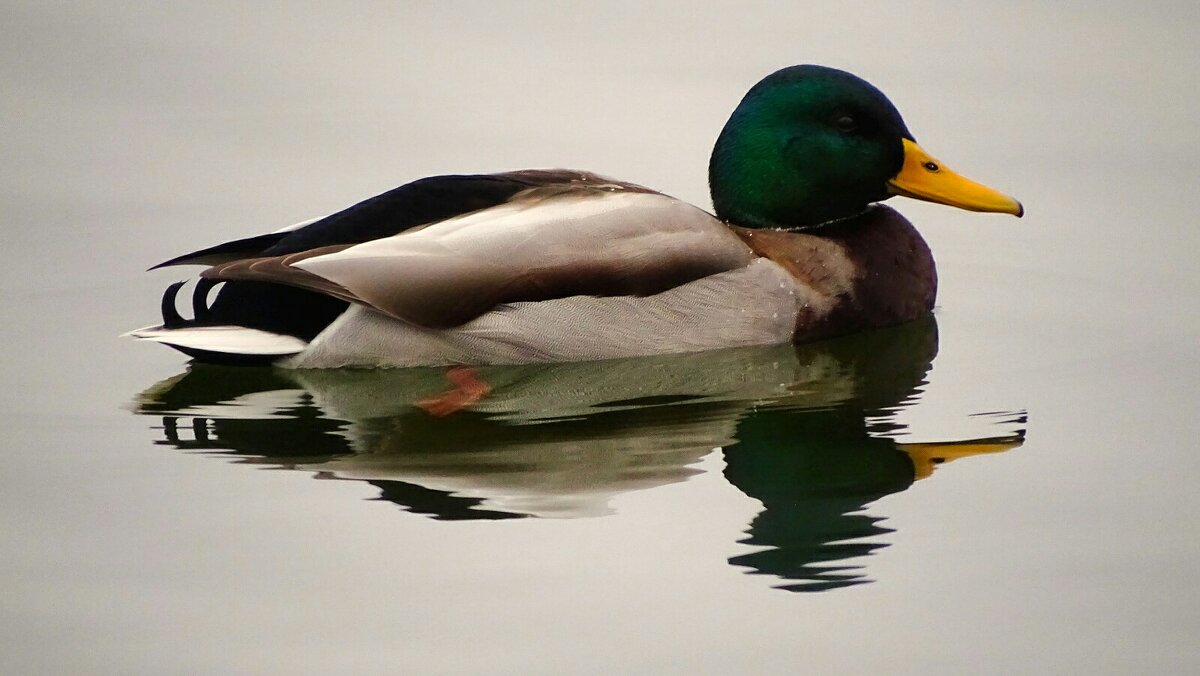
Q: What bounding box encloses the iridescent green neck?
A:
[708,65,911,229]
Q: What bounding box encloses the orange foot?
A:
[417,366,493,417]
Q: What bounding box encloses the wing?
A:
[150,170,656,269]
[202,190,758,329]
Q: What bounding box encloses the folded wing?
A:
[203,190,757,329]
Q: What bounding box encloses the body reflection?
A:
[133,317,1024,591]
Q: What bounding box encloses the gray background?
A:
[3,2,1198,673]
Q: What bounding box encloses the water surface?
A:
[3,3,1199,674]
[131,320,1025,592]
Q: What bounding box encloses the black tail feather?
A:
[191,278,220,321]
[161,282,187,328]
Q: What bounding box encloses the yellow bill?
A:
[888,138,1023,217]
[898,435,1023,480]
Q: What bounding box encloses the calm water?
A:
[4,3,1199,674]
[130,320,1026,591]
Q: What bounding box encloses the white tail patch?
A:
[124,325,307,356]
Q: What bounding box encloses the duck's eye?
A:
[835,115,857,133]
[923,161,940,172]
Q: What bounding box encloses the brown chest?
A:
[730,205,937,340]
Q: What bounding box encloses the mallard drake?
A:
[128,65,1021,368]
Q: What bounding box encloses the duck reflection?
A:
[132,317,1024,591]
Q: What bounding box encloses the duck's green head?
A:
[709,65,1022,229]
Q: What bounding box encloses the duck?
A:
[128,65,1022,368]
